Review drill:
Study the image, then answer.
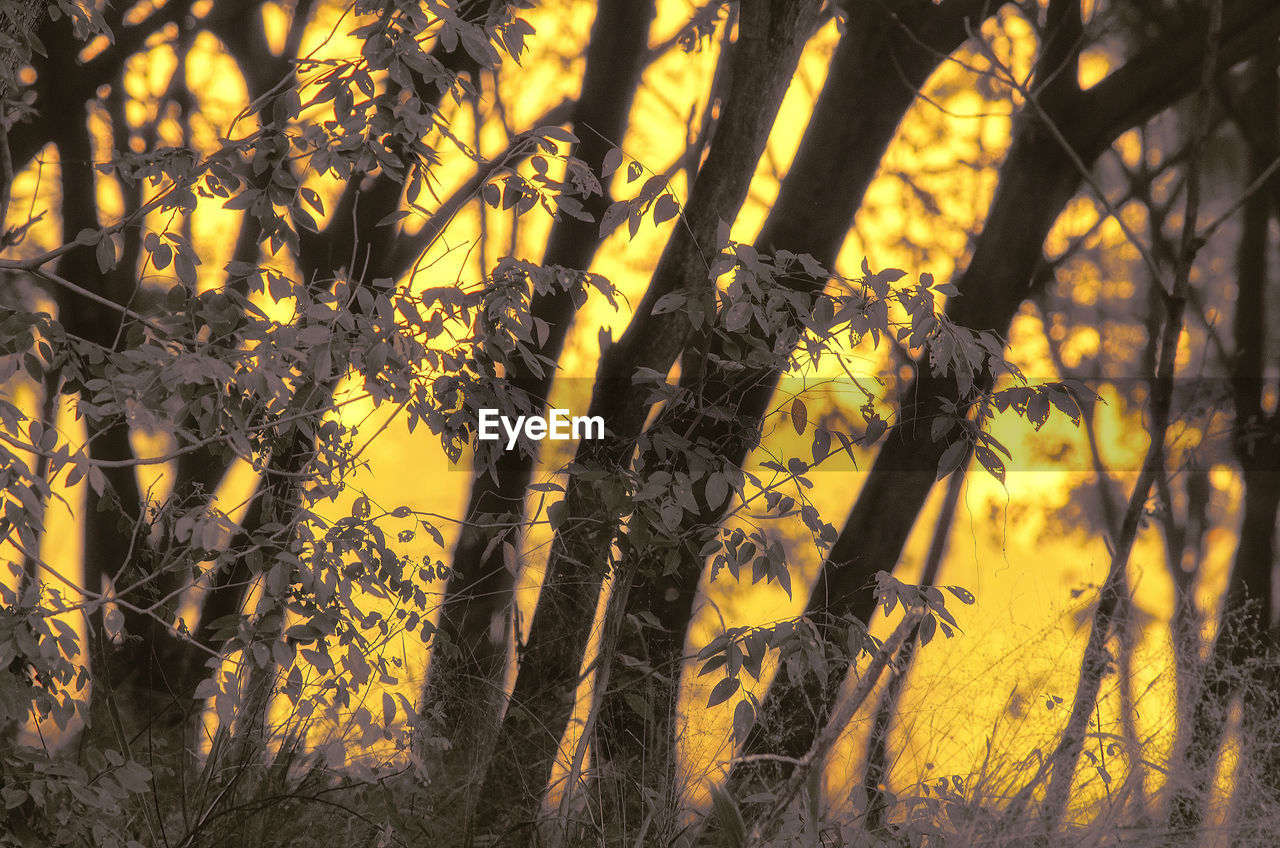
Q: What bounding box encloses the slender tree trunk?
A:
[746,610,926,848]
[1169,46,1280,833]
[422,0,655,804]
[470,2,826,842]
[1035,3,1218,827]
[592,4,992,839]
[727,8,1087,803]
[862,454,967,833]
[39,14,156,731]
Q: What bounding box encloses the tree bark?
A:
[592,2,993,838]
[422,0,656,805]
[862,454,967,834]
[470,2,825,842]
[729,0,1280,809]
[38,14,154,730]
[1169,46,1280,834]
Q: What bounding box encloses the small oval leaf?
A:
[791,398,808,435]
[602,147,624,178]
[936,440,968,481]
[707,676,740,708]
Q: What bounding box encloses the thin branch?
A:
[0,388,387,470]
[965,21,1171,299]
[16,267,165,332]
[12,538,223,661]
[744,609,926,848]
[388,98,574,276]
[1030,0,1223,828]
[1196,150,1280,240]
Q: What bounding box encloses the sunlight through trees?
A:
[1,1,1279,846]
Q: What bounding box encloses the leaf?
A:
[175,252,198,288]
[660,499,682,531]
[705,472,729,510]
[651,292,686,315]
[301,187,324,214]
[193,677,219,700]
[775,562,792,598]
[930,414,954,443]
[811,428,830,463]
[936,440,968,480]
[555,195,592,222]
[152,242,173,270]
[707,676,740,708]
[536,125,579,144]
[602,147,623,178]
[598,200,628,237]
[698,655,727,677]
[732,699,755,742]
[724,301,752,333]
[918,612,937,646]
[797,252,828,278]
[791,398,808,435]
[351,496,370,519]
[1047,385,1081,423]
[95,236,117,272]
[974,444,1006,484]
[113,762,152,795]
[87,466,107,497]
[653,193,679,224]
[864,415,886,445]
[1026,390,1050,430]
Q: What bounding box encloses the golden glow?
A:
[261,2,290,55]
[2,0,1259,832]
[1078,49,1111,89]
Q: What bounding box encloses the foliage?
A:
[0,0,1278,845]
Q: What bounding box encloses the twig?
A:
[1027,0,1223,828]
[744,608,925,848]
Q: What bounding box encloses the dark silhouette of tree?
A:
[1170,46,1280,832]
[3,1,1280,846]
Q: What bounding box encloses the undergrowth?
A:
[3,624,1279,848]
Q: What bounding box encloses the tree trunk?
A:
[730,0,1280,809]
[422,0,655,804]
[1169,47,1280,834]
[862,454,967,833]
[592,2,992,838]
[38,14,154,731]
[470,2,825,842]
